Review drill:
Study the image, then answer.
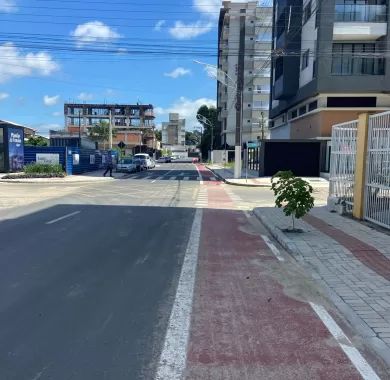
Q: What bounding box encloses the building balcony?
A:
[334,5,387,40]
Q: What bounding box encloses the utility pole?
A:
[109,109,113,150]
[78,108,81,147]
[261,112,265,140]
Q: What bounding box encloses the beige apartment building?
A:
[217,1,273,147]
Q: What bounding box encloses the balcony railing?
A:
[335,4,387,22]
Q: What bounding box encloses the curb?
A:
[252,208,390,369]
[0,177,117,184]
[206,167,270,188]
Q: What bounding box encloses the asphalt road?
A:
[0,163,385,379]
[0,164,201,380]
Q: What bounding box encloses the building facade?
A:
[270,0,390,139]
[217,1,273,147]
[162,113,186,146]
[55,103,156,150]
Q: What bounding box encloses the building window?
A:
[308,100,318,112]
[332,43,385,75]
[299,106,307,116]
[275,57,284,80]
[291,109,298,119]
[256,84,271,93]
[315,10,320,28]
[301,49,310,70]
[253,101,269,109]
[303,0,312,24]
[240,9,246,13]
[335,0,387,22]
[248,104,251,107]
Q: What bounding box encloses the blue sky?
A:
[0,0,233,135]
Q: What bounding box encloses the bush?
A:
[271,170,314,231]
[3,173,65,179]
[24,163,64,175]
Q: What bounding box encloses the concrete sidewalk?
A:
[0,170,127,183]
[254,205,390,367]
[207,164,329,188]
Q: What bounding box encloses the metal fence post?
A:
[353,113,370,220]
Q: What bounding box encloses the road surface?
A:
[0,163,387,379]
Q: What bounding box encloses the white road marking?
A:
[155,209,202,380]
[261,234,285,262]
[46,211,81,225]
[310,303,381,380]
[151,169,175,184]
[195,165,204,185]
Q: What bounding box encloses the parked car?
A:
[133,158,147,171]
[158,156,171,163]
[116,158,139,173]
[133,153,155,169]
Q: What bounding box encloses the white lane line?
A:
[46,211,81,225]
[310,303,381,380]
[195,165,204,185]
[261,234,285,262]
[151,170,175,184]
[155,208,202,380]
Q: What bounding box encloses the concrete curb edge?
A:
[205,166,270,188]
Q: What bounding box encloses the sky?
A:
[0,0,244,136]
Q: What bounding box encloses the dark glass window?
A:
[303,1,312,24]
[291,110,298,119]
[332,43,385,75]
[335,0,387,22]
[309,101,318,112]
[275,57,284,80]
[299,106,307,115]
[302,49,310,70]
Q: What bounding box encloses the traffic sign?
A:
[118,141,126,149]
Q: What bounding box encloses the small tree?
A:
[271,171,314,231]
[88,121,116,149]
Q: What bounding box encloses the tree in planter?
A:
[271,171,314,231]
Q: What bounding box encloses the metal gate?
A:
[364,111,390,229]
[329,120,358,213]
[248,147,261,172]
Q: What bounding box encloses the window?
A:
[303,0,312,24]
[299,106,307,116]
[248,104,251,107]
[308,101,318,112]
[256,84,271,93]
[253,101,268,109]
[335,0,387,22]
[257,31,272,42]
[301,49,310,70]
[240,9,246,14]
[291,109,298,119]
[315,10,320,28]
[275,57,284,80]
[332,43,385,75]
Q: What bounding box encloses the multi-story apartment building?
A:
[217,1,273,147]
[162,113,186,146]
[53,103,155,149]
[270,0,390,139]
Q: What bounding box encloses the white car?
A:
[116,158,139,173]
[134,154,155,169]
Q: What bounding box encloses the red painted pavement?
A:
[304,214,390,281]
[185,177,363,379]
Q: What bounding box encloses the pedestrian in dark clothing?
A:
[103,162,114,177]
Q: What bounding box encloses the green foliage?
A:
[24,163,64,175]
[161,148,172,156]
[88,121,117,145]
[271,171,314,230]
[197,105,220,157]
[185,131,200,146]
[25,136,48,146]
[155,130,162,141]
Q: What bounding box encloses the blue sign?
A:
[8,128,24,172]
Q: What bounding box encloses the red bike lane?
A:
[184,167,374,379]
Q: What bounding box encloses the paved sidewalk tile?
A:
[254,206,390,364]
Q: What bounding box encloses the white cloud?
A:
[0,43,59,83]
[52,111,62,117]
[164,67,191,79]
[154,20,166,31]
[0,92,9,101]
[193,0,221,17]
[71,21,121,46]
[77,92,93,101]
[43,95,60,106]
[155,96,216,130]
[0,0,17,13]
[169,20,213,40]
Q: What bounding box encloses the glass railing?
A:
[335,4,387,22]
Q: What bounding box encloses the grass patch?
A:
[24,163,64,175]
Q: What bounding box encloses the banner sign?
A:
[8,128,24,172]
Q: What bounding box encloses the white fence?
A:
[364,112,390,229]
[329,120,358,213]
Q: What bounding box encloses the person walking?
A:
[103,154,114,177]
